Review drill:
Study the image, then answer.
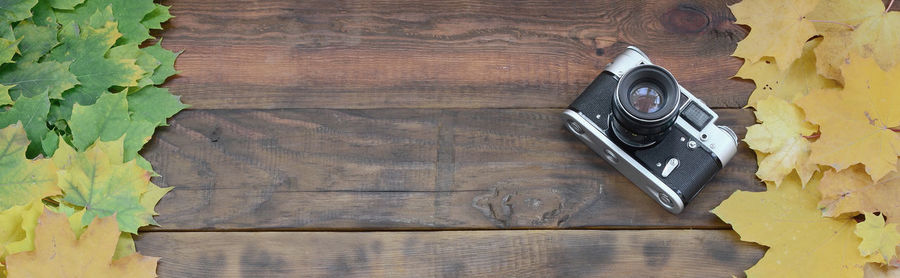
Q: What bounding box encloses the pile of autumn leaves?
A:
[0,0,185,277]
[711,0,900,277]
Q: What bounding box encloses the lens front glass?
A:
[629,83,662,114]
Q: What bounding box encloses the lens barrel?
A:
[612,65,680,147]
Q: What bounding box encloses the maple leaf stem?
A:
[804,131,821,139]
[887,0,895,13]
[807,19,856,30]
[889,127,900,132]
[42,197,59,205]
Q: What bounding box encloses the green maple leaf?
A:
[0,0,38,22]
[0,37,19,65]
[13,20,59,63]
[141,182,171,216]
[47,87,101,129]
[135,156,155,175]
[55,0,156,44]
[46,82,104,127]
[0,84,12,106]
[127,86,188,126]
[140,4,171,30]
[55,138,155,234]
[0,22,13,39]
[47,0,85,10]
[39,129,58,156]
[69,92,129,151]
[112,232,135,260]
[0,93,50,157]
[0,123,60,210]
[69,92,160,167]
[143,40,179,84]
[109,43,159,91]
[47,20,143,95]
[122,119,154,162]
[29,1,58,26]
[0,0,181,236]
[0,61,79,99]
[84,2,113,28]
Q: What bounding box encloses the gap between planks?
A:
[142,108,758,230]
[139,226,737,233]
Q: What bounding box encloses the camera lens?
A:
[612,65,680,147]
[629,84,663,113]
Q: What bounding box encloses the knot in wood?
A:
[661,4,710,34]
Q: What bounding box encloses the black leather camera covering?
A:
[568,71,722,203]
[569,72,618,130]
[632,126,721,202]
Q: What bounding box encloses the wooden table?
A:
[136,0,767,276]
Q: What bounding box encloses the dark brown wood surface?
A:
[139,0,769,276]
[143,108,759,230]
[156,0,752,109]
[135,230,765,277]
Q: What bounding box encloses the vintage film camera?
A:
[562,46,738,214]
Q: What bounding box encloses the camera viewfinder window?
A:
[682,102,712,130]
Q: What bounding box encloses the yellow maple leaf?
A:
[796,53,900,181]
[0,123,60,210]
[4,210,158,278]
[0,202,87,272]
[856,212,900,262]
[730,0,820,70]
[52,136,125,171]
[744,96,819,186]
[851,12,900,70]
[712,174,879,277]
[737,38,839,108]
[0,201,42,277]
[52,135,171,234]
[45,201,136,260]
[809,0,900,82]
[819,164,900,220]
[863,263,900,278]
[807,0,884,81]
[50,136,78,170]
[808,0,886,29]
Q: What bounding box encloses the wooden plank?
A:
[134,230,764,277]
[156,0,753,109]
[143,108,759,230]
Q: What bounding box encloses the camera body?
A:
[563,46,738,214]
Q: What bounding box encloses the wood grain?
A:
[134,230,765,277]
[142,108,760,231]
[155,0,752,109]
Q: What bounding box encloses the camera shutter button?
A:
[661,158,679,178]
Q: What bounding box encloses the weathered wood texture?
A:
[134,230,765,277]
[143,108,759,231]
[136,0,788,275]
[157,0,752,109]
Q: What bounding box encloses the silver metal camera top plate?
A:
[675,92,737,166]
[562,109,685,214]
[604,46,653,78]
